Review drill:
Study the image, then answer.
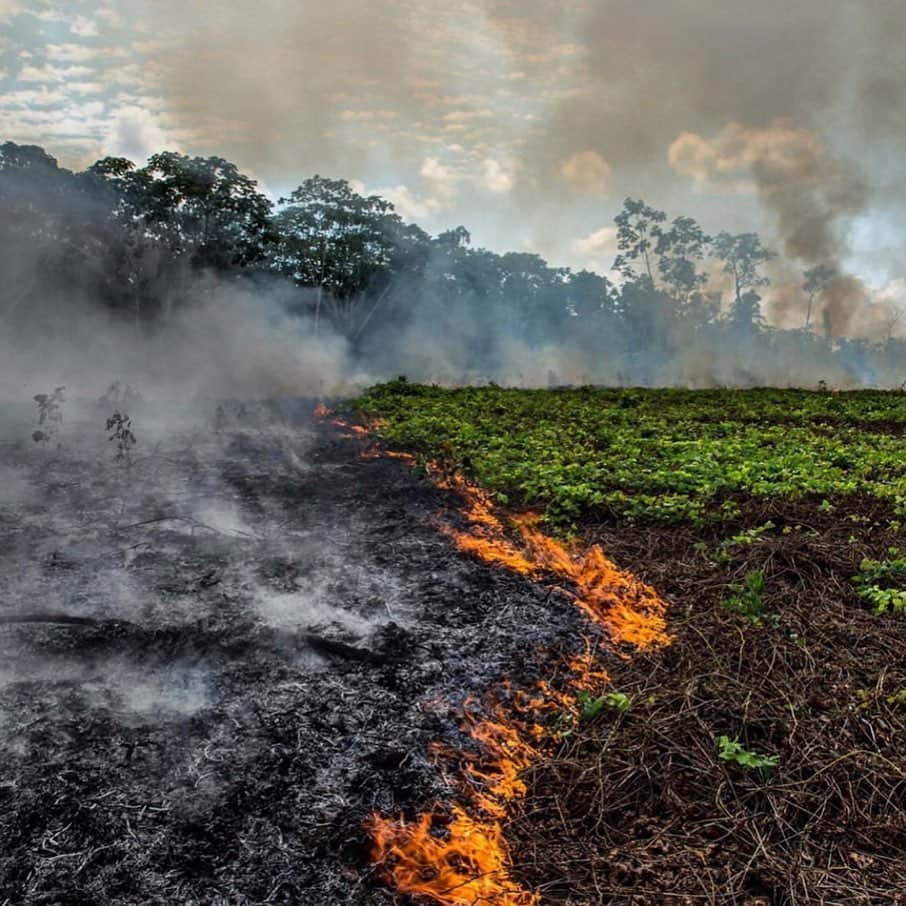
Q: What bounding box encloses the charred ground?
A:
[0,401,592,904]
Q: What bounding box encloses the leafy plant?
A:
[602,692,632,713]
[353,384,906,531]
[714,522,776,563]
[721,569,779,627]
[106,410,137,467]
[853,558,906,615]
[717,735,779,775]
[577,689,632,720]
[32,386,66,447]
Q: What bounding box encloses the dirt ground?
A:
[509,497,906,904]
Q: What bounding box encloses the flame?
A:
[367,651,611,905]
[327,412,394,448]
[317,416,671,903]
[433,468,670,650]
[368,806,540,906]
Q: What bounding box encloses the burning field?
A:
[1,386,905,904]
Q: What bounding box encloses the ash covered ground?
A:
[0,400,587,904]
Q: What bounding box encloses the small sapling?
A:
[32,386,66,447]
[106,410,137,468]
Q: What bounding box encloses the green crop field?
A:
[354,381,906,527]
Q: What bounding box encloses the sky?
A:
[1,0,904,306]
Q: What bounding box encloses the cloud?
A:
[419,155,458,202]
[481,157,515,193]
[70,16,99,37]
[574,226,618,257]
[559,150,611,198]
[101,104,170,162]
[28,7,69,24]
[372,184,434,222]
[68,81,105,95]
[135,0,459,177]
[420,156,452,183]
[45,43,106,63]
[442,109,495,123]
[339,109,399,122]
[0,87,68,108]
[19,64,93,83]
[373,157,462,221]
[96,6,123,28]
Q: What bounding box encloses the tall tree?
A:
[0,142,131,323]
[566,269,618,322]
[802,263,837,330]
[656,215,711,303]
[613,198,667,286]
[136,152,273,270]
[270,176,428,334]
[712,232,774,304]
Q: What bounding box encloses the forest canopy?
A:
[1,140,901,388]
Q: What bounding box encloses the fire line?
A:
[320,410,671,905]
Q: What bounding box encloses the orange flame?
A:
[367,652,612,905]
[324,420,671,904]
[368,806,540,906]
[433,469,670,650]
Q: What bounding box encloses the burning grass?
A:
[364,447,672,904]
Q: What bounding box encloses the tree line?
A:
[1,140,900,385]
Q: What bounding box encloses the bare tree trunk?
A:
[643,235,655,286]
[354,285,391,341]
[805,292,815,329]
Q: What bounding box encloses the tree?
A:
[656,215,711,302]
[713,232,774,306]
[729,290,766,333]
[0,142,126,323]
[135,152,273,270]
[435,226,471,249]
[497,252,570,341]
[0,141,59,172]
[0,142,80,233]
[270,176,428,335]
[566,269,618,322]
[802,264,837,330]
[613,198,667,285]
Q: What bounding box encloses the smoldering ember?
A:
[2,3,906,905]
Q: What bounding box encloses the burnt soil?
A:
[0,402,593,905]
[509,497,906,905]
